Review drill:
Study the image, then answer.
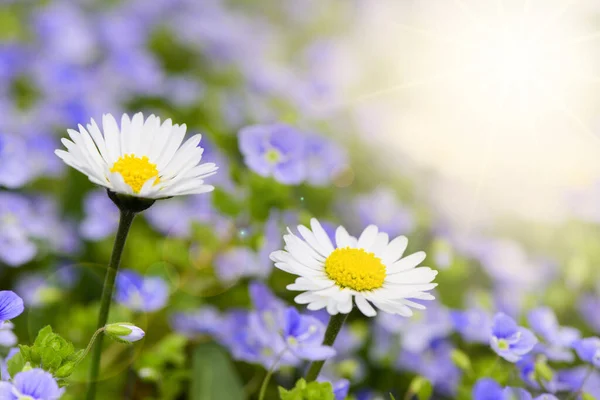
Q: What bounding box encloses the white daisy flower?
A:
[55,113,217,199]
[270,219,438,317]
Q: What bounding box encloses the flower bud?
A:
[105,323,145,343]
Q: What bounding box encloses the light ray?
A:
[534,79,600,146]
[326,72,456,114]
[391,23,473,49]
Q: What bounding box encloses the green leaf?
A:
[33,326,54,347]
[17,326,80,378]
[534,359,554,382]
[6,351,25,378]
[451,349,473,373]
[583,393,597,400]
[408,376,433,400]
[190,342,244,400]
[390,394,397,400]
[279,379,335,400]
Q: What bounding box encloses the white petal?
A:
[335,226,352,248]
[310,219,335,254]
[385,267,438,284]
[297,224,330,257]
[381,236,409,265]
[357,225,379,250]
[355,295,377,317]
[102,113,121,162]
[387,251,427,274]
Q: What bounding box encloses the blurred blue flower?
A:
[0,323,17,348]
[0,348,18,381]
[473,378,532,400]
[397,340,461,396]
[145,194,232,239]
[451,308,493,344]
[319,378,349,400]
[556,367,600,397]
[579,294,600,333]
[303,134,347,186]
[223,282,334,368]
[0,368,63,399]
[280,307,335,361]
[528,307,579,362]
[490,313,538,362]
[516,354,560,393]
[350,187,415,237]
[573,337,600,367]
[0,291,23,327]
[0,134,33,189]
[239,123,306,184]
[376,301,453,353]
[0,193,39,266]
[115,270,169,312]
[215,248,267,283]
[80,189,120,241]
[171,306,224,338]
[215,211,281,282]
[15,274,61,308]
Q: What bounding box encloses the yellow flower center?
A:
[324,247,386,291]
[110,154,159,193]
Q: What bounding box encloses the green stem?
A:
[86,210,136,400]
[305,312,349,382]
[74,328,105,367]
[258,350,287,400]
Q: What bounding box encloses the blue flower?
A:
[0,368,63,399]
[80,190,119,241]
[170,307,224,338]
[397,340,461,396]
[573,337,600,367]
[473,378,532,400]
[528,307,579,362]
[490,313,538,362]
[0,291,23,327]
[579,294,600,333]
[349,187,415,237]
[238,123,306,184]
[556,367,600,397]
[451,308,493,344]
[115,270,169,312]
[281,307,336,361]
[303,135,347,186]
[0,323,17,348]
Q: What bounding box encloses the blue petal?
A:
[0,292,24,322]
[491,312,518,339]
[0,381,15,399]
[13,369,61,399]
[473,378,503,400]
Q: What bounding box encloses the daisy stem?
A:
[86,210,136,400]
[305,312,349,382]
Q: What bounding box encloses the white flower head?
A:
[55,113,218,199]
[105,323,145,343]
[270,219,438,317]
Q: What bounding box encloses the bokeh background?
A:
[3,0,600,399]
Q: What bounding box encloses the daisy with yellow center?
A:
[55,112,217,199]
[270,219,438,317]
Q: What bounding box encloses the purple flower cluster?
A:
[0,193,79,266]
[239,124,346,186]
[115,270,170,313]
[171,282,335,369]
